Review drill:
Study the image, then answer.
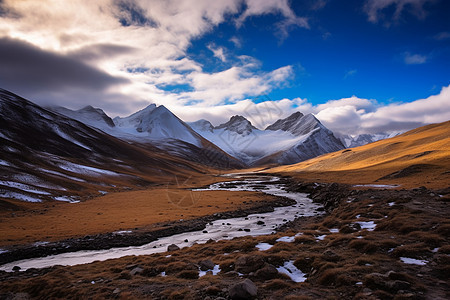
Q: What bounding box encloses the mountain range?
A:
[1,87,408,203]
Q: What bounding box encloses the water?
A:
[0,174,323,272]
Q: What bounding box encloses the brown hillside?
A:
[268,121,450,189]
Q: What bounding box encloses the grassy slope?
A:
[268,121,450,189]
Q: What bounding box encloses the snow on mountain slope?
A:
[112,105,202,147]
[50,105,115,131]
[337,132,404,148]
[0,88,211,203]
[191,113,345,165]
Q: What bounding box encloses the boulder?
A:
[254,264,278,280]
[199,259,215,271]
[167,244,180,252]
[235,255,265,274]
[229,279,258,300]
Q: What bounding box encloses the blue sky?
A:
[185,0,449,106]
[0,0,449,134]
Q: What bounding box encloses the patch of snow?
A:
[276,261,307,283]
[53,196,80,203]
[329,228,339,233]
[98,190,108,195]
[356,221,376,231]
[388,202,395,206]
[353,184,400,189]
[400,257,428,265]
[276,236,296,243]
[0,180,51,195]
[316,235,327,241]
[0,191,42,202]
[199,264,221,277]
[255,242,273,251]
[160,271,166,277]
[40,168,86,183]
[113,230,132,235]
[432,247,439,253]
[356,282,363,285]
[58,161,119,177]
[355,214,361,219]
[33,241,50,247]
[0,160,11,166]
[52,125,92,150]
[0,249,8,254]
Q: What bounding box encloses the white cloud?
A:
[404,52,428,64]
[207,44,227,62]
[237,0,309,39]
[0,0,301,114]
[364,0,434,25]
[174,84,450,136]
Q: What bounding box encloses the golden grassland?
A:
[268,121,450,189]
[0,182,276,246]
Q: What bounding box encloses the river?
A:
[0,174,323,272]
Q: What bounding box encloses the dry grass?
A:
[267,121,450,189]
[0,184,277,246]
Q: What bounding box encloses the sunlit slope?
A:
[269,121,450,188]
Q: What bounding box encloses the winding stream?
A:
[0,174,323,272]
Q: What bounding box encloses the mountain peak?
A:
[265,111,304,132]
[215,115,256,135]
[188,119,214,132]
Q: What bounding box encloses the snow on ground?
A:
[356,221,377,231]
[255,242,273,251]
[388,202,395,206]
[353,184,400,189]
[329,228,339,233]
[276,236,296,243]
[53,196,80,203]
[400,257,428,265]
[57,161,119,177]
[316,235,327,241]
[40,168,86,182]
[0,159,11,166]
[0,180,51,195]
[0,191,42,202]
[11,173,66,190]
[276,261,307,283]
[199,265,221,277]
[52,125,92,151]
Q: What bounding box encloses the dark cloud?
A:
[69,43,137,62]
[0,37,129,95]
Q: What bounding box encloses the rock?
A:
[199,259,215,271]
[244,229,251,232]
[256,221,265,225]
[235,255,265,274]
[167,244,180,252]
[130,267,144,276]
[229,279,258,300]
[12,266,21,271]
[254,264,278,280]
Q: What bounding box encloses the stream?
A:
[0,174,323,272]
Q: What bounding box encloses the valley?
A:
[0,89,449,299]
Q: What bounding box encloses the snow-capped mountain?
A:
[189,112,345,165]
[112,104,203,147]
[337,132,403,148]
[0,88,212,203]
[50,105,115,130]
[49,100,243,169]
